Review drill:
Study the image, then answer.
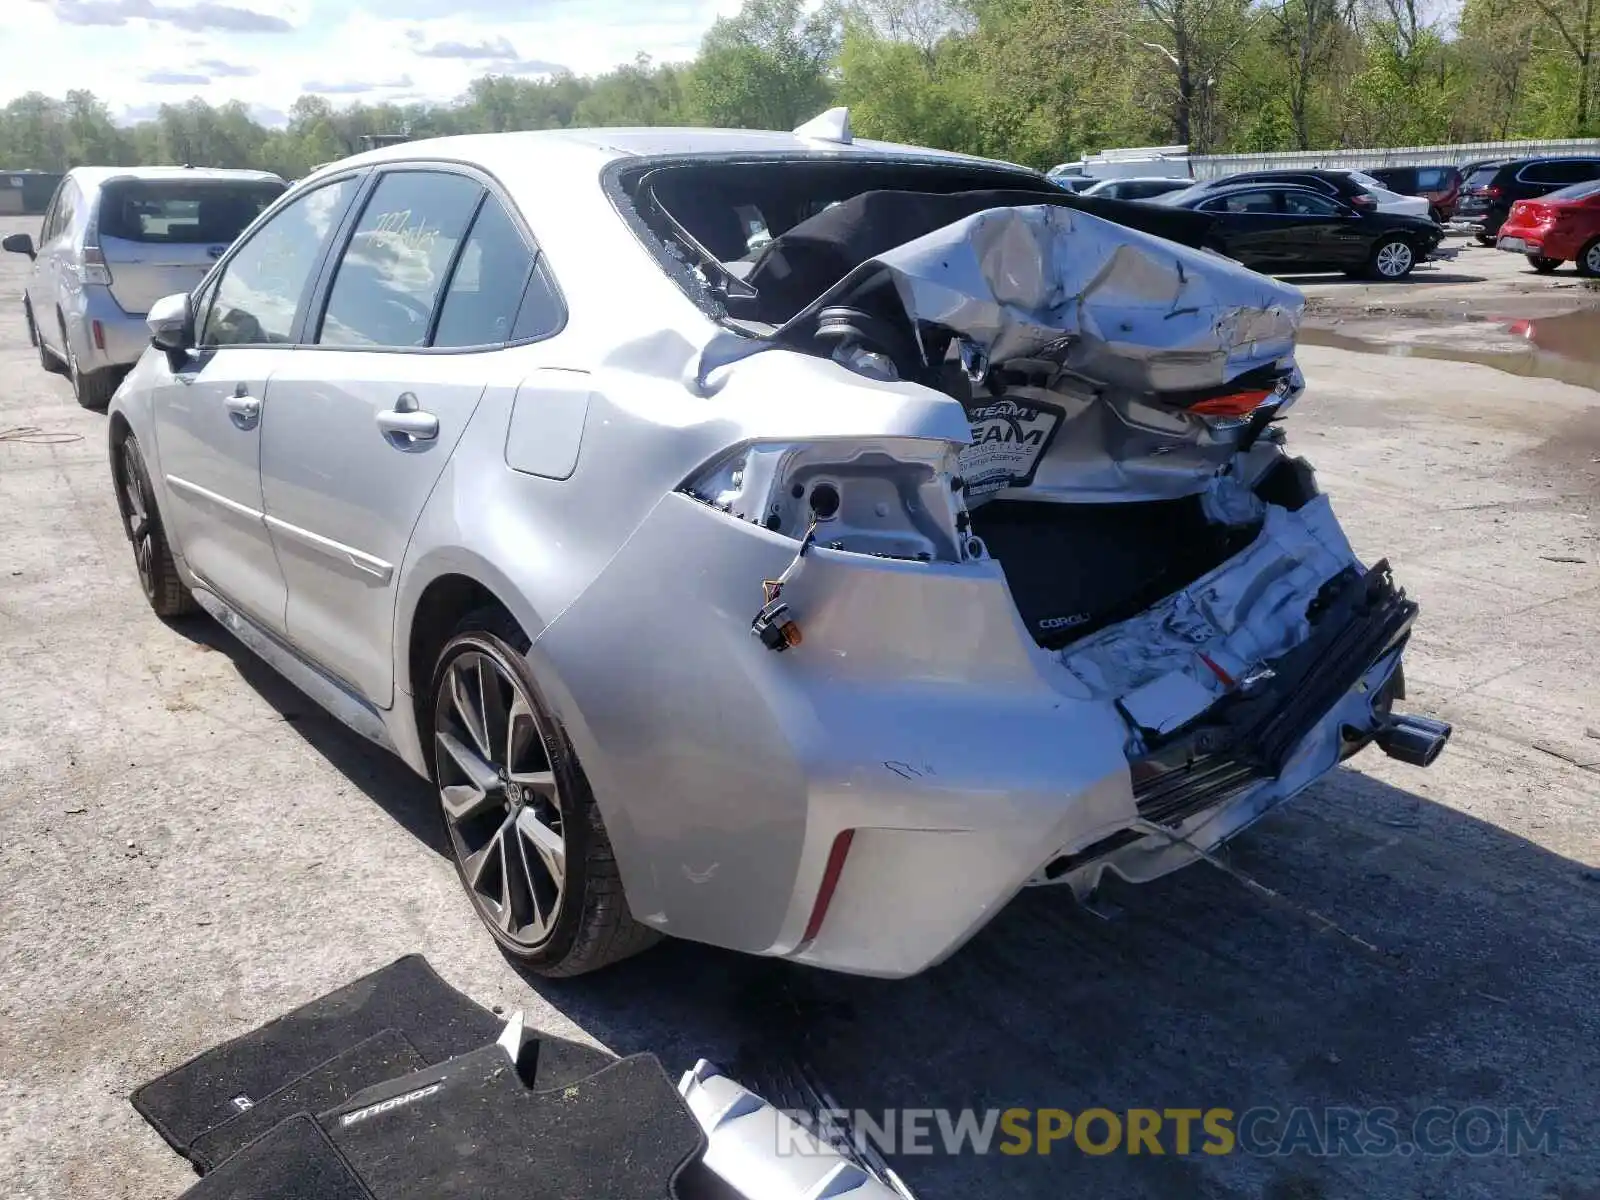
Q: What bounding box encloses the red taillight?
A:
[1189,389,1274,417]
[801,830,855,943]
[81,245,113,287]
[1351,194,1376,209]
[1485,185,1502,199]
[91,320,105,350]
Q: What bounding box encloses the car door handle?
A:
[377,393,439,444]
[224,390,260,427]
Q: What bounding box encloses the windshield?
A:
[1345,170,1385,189]
[1464,166,1502,190]
[97,178,286,244]
[1546,177,1600,201]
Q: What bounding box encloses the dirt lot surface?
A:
[2,216,1598,1199]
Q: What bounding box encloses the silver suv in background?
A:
[3,166,286,409]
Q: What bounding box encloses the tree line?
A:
[1,0,1595,178]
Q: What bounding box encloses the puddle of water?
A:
[1300,309,1600,392]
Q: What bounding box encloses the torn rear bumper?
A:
[1039,563,1421,889]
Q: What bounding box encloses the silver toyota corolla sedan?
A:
[105,116,1450,978]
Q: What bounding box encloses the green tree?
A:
[688,0,844,128]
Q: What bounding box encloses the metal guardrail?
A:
[1188,139,1600,179]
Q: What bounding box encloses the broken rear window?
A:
[613,157,1209,326]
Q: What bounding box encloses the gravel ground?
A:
[1,216,1598,1200]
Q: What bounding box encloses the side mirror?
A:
[147,292,195,354]
[2,233,35,259]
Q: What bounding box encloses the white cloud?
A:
[4,0,746,113]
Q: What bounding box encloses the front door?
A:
[260,169,543,705]
[150,173,365,632]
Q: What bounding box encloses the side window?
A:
[317,170,483,349]
[1282,191,1339,216]
[1218,190,1281,214]
[201,176,360,348]
[39,185,61,242]
[511,261,564,342]
[432,196,534,348]
[49,184,77,241]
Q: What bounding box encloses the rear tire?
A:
[1528,255,1562,273]
[1578,239,1600,278]
[58,313,117,410]
[111,432,196,618]
[430,608,660,977]
[1368,237,1417,280]
[1476,232,1495,246]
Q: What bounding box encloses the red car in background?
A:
[1495,177,1600,274]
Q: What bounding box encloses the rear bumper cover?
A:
[61,284,149,372]
[532,493,1425,978]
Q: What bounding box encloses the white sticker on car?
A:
[960,399,1064,495]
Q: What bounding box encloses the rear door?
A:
[259,168,563,704]
[1198,189,1294,269]
[31,180,76,352]
[1274,188,1363,268]
[151,175,363,634]
[95,177,286,315]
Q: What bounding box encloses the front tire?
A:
[1528,255,1562,273]
[1368,237,1417,280]
[430,610,659,976]
[1578,239,1600,278]
[111,433,196,618]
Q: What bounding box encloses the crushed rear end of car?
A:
[562,165,1447,977]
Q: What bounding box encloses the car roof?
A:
[312,127,1033,182]
[66,165,286,190]
[1198,181,1332,194]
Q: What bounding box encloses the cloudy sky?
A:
[4,0,744,125]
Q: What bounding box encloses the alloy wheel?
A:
[120,441,157,601]
[1586,243,1600,275]
[1375,240,1413,278]
[433,648,566,949]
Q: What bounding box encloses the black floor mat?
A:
[187,1029,427,1173]
[183,1115,373,1200]
[131,955,503,1163]
[180,1045,705,1200]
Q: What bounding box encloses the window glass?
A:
[201,176,359,347]
[511,262,564,342]
[1548,177,1600,200]
[318,171,483,349]
[97,180,284,245]
[1414,167,1449,190]
[1281,190,1340,216]
[53,184,77,240]
[39,185,62,241]
[1216,190,1280,214]
[1465,166,1502,189]
[1346,170,1385,190]
[432,197,533,348]
[1523,159,1600,184]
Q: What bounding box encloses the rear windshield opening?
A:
[614,158,1207,327]
[98,179,286,245]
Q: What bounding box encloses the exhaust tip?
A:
[1375,713,1452,768]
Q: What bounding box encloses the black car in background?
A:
[1158,182,1446,279]
[1458,156,1600,242]
[1178,168,1386,212]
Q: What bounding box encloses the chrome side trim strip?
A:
[264,515,394,583]
[165,475,263,522]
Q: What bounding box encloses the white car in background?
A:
[1339,169,1433,218]
[3,166,286,409]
